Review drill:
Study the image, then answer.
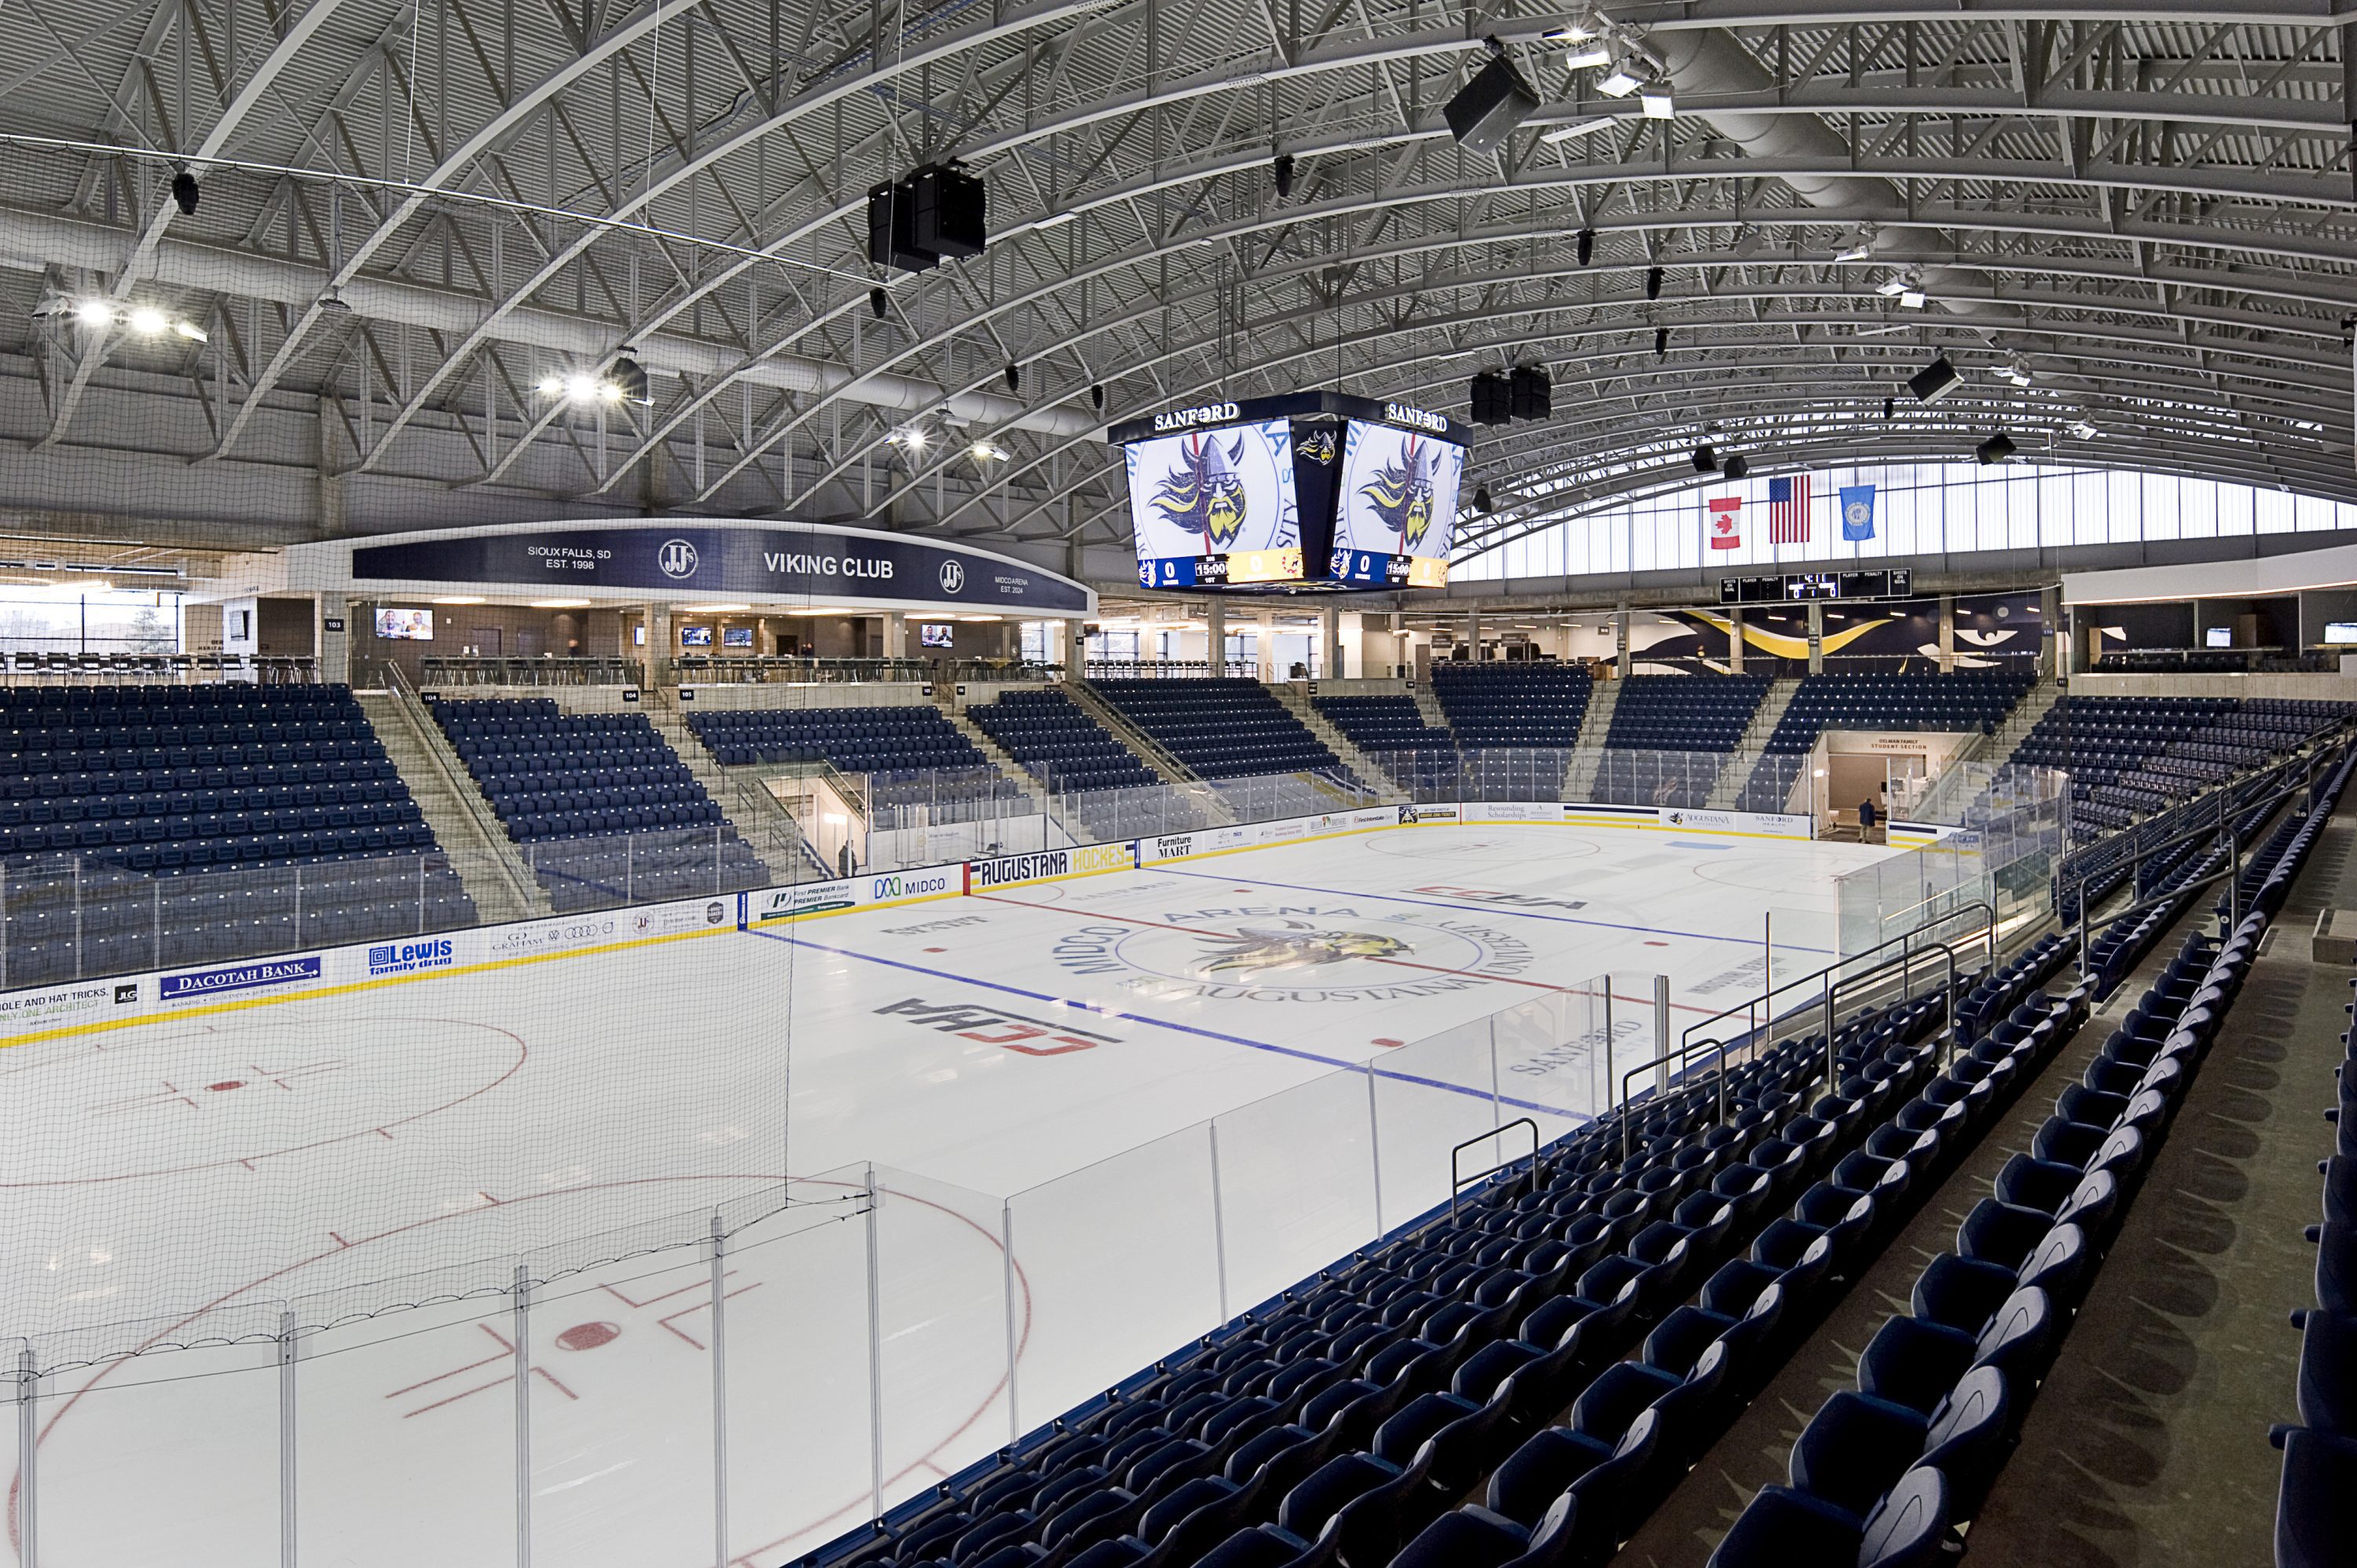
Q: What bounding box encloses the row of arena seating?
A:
[2007,698,2354,833]
[1314,696,1457,758]
[2274,971,2357,1563]
[1712,746,2352,1566]
[684,703,993,774]
[1091,680,1352,783]
[1739,672,2036,813]
[796,934,2075,1568]
[1604,673,1771,753]
[971,689,1161,793]
[1431,664,1591,749]
[0,683,435,873]
[428,697,768,911]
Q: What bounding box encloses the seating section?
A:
[1712,749,2351,1567]
[2276,966,2357,1563]
[684,702,1027,824]
[794,932,2084,1568]
[1605,674,1771,753]
[1431,663,1591,749]
[1738,672,2035,812]
[1315,695,1457,756]
[1091,679,1352,783]
[2008,697,2352,833]
[971,689,1160,793]
[431,697,766,910]
[0,683,469,984]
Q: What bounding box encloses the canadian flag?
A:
[1707,496,1743,550]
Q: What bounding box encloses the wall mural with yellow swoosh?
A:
[1628,593,2041,676]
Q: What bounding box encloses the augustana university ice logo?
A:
[658,538,699,580]
[1051,903,1531,1003]
[939,559,966,594]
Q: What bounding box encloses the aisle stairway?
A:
[1276,687,1405,804]
[1563,682,1619,799]
[643,694,779,882]
[1706,679,1798,809]
[1065,681,1200,786]
[361,689,545,921]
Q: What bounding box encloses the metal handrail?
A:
[1616,901,1996,1158]
[1450,1119,1538,1219]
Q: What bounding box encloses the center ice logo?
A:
[1196,921,1413,975]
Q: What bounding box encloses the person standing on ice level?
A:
[1857,796,1879,841]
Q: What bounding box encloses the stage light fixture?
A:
[1639,85,1674,119]
[1975,430,2017,464]
[1900,288,1926,309]
[170,168,199,215]
[1835,227,1875,263]
[1596,61,1645,97]
[71,298,114,327]
[1907,357,1963,404]
[1875,277,1908,297]
[171,318,207,342]
[2066,419,2100,440]
[126,306,168,335]
[1692,444,1718,472]
[611,354,651,404]
[970,441,1011,462]
[1562,41,1611,69]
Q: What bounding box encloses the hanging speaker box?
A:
[911,164,988,260]
[867,181,938,273]
[1444,57,1539,156]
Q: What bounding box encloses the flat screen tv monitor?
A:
[2204,626,2233,648]
[721,626,754,648]
[1327,419,1463,588]
[1127,417,1305,589]
[2326,622,2357,645]
[918,623,956,648]
[375,607,434,641]
[680,625,713,647]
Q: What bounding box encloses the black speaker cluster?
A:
[867,163,986,274]
[1470,365,1551,426]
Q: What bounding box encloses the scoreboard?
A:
[1719,569,1912,604]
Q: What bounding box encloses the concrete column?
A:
[1466,608,1483,662]
[2041,584,2063,680]
[317,595,350,685]
[1064,617,1086,677]
[882,611,907,659]
[1727,606,1744,674]
[1321,605,1342,680]
[1255,610,1276,682]
[1937,594,1956,672]
[646,604,673,687]
[1204,599,1227,674]
[1614,603,1630,679]
[1807,601,1824,674]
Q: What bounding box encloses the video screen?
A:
[722,626,754,648]
[1327,420,1463,588]
[680,625,713,647]
[2326,623,2357,645]
[918,623,956,648]
[1127,417,1303,588]
[2205,626,2233,649]
[375,607,434,641]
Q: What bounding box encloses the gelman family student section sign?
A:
[339,518,1094,614]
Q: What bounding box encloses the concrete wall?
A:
[2069,671,2357,701]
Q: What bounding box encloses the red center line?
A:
[970,892,1723,1015]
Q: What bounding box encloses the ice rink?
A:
[5,821,1893,1566]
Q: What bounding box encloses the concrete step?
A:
[358,691,548,922]
[1564,684,1619,797]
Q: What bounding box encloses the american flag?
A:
[1769,474,1811,544]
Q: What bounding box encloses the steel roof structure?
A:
[0,0,2348,569]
